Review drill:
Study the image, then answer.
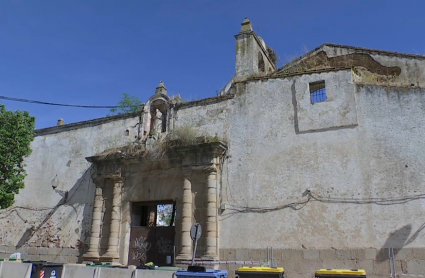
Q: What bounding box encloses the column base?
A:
[100,252,120,262]
[82,252,100,262]
[201,255,218,261]
[176,253,193,260]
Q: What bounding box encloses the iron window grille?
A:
[310,81,327,104]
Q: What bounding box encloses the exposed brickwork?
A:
[0,245,79,263]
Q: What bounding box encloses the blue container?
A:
[176,269,228,278]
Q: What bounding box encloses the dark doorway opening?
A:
[128,201,176,267]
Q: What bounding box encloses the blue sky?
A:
[1,0,424,129]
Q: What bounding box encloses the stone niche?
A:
[82,141,227,265]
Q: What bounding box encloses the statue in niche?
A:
[142,102,168,143]
[150,108,167,136]
[154,109,163,133]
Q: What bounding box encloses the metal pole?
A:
[391,248,397,278]
[271,247,274,268]
[389,248,393,278]
[191,225,199,266]
[173,246,176,266]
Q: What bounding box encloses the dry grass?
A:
[266,45,278,67]
[95,125,223,161]
[143,125,222,160]
[95,142,146,160]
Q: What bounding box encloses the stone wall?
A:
[1,64,425,268]
[0,112,140,262]
[219,248,425,278]
[214,71,425,250]
[0,246,79,263]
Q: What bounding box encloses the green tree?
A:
[109,93,142,116]
[0,105,35,209]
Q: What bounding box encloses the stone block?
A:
[67,256,78,263]
[406,260,425,274]
[6,246,16,252]
[16,246,27,254]
[322,260,355,269]
[38,247,49,255]
[367,275,387,278]
[375,249,389,262]
[39,254,49,261]
[219,248,224,260]
[45,255,58,262]
[335,250,352,260]
[303,250,320,260]
[272,249,283,261]
[364,248,377,260]
[50,247,63,255]
[235,249,249,260]
[356,260,374,272]
[222,249,236,260]
[28,247,37,255]
[293,259,323,275]
[320,249,336,261]
[272,258,283,268]
[372,261,390,276]
[62,248,78,256]
[281,249,303,262]
[394,260,407,274]
[27,254,40,261]
[351,249,365,260]
[248,249,267,261]
[394,248,413,260]
[412,248,425,260]
[0,253,10,259]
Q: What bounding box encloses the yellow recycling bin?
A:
[236,266,284,278]
[315,269,366,278]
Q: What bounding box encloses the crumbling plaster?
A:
[1,55,425,265]
[0,114,139,250]
[216,74,425,250]
[300,44,425,87]
[164,69,425,250]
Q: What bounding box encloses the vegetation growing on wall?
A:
[95,125,223,161]
[0,105,35,209]
[266,45,278,67]
[145,124,221,159]
[108,93,143,116]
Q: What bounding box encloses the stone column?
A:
[102,177,123,262]
[202,171,218,260]
[176,174,193,260]
[82,186,104,261]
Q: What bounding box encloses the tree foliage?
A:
[109,93,142,116]
[157,204,174,226]
[0,105,35,209]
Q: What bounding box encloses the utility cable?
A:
[0,95,118,108]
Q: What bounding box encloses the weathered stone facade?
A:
[1,18,425,278]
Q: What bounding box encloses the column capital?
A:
[93,173,123,183]
[202,165,217,173]
[185,165,218,173]
[106,173,123,183]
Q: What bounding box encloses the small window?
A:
[310,81,327,104]
[132,202,176,227]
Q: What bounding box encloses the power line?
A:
[0,95,118,109]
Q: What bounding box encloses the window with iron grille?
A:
[310,81,327,104]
